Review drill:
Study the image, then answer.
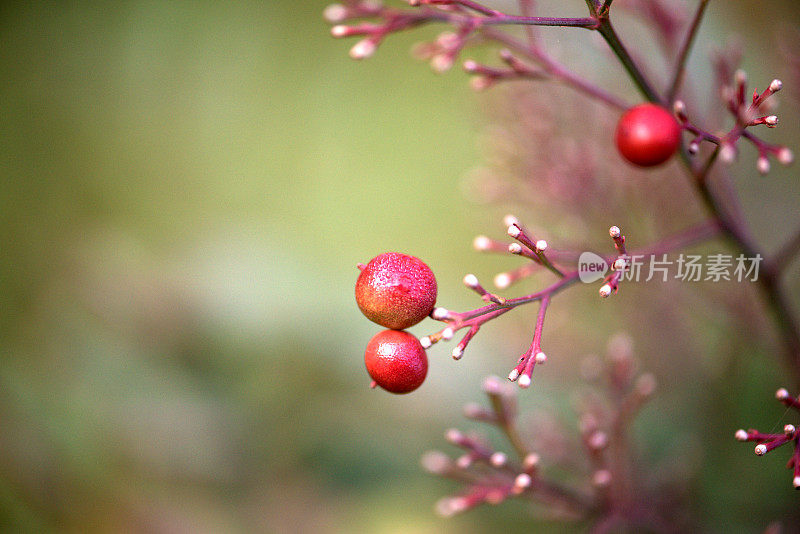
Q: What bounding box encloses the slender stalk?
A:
[667,0,710,102]
[774,227,800,273]
[484,29,629,109]
[596,18,661,103]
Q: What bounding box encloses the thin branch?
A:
[667,0,710,103]
[596,18,662,103]
[484,29,629,109]
[774,226,800,273]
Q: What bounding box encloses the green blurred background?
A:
[1,1,799,532]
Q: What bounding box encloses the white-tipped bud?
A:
[523,453,540,470]
[719,143,736,163]
[599,284,613,298]
[735,69,747,86]
[535,240,548,252]
[494,273,511,289]
[518,374,531,388]
[613,258,627,271]
[490,452,508,467]
[688,141,700,155]
[503,214,520,228]
[514,473,532,490]
[635,373,657,397]
[420,336,432,349]
[432,307,450,320]
[508,243,523,255]
[463,59,479,73]
[451,346,464,360]
[445,428,464,444]
[436,496,466,517]
[673,100,686,118]
[765,115,779,126]
[469,76,491,92]
[592,469,612,488]
[323,4,348,23]
[754,443,767,456]
[330,24,349,37]
[349,39,377,59]
[455,454,472,469]
[777,147,794,165]
[609,226,621,238]
[483,375,504,394]
[442,327,454,341]
[735,429,749,441]
[507,369,519,382]
[534,351,547,364]
[757,156,770,175]
[473,235,492,251]
[421,451,451,474]
[794,476,800,489]
[431,54,454,73]
[588,431,609,450]
[507,224,521,238]
[463,273,479,288]
[769,79,783,93]
[776,388,790,400]
[784,424,796,436]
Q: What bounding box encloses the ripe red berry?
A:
[614,103,682,167]
[364,329,428,394]
[355,252,437,330]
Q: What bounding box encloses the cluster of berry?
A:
[355,252,438,393]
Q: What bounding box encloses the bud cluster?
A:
[423,341,664,528]
[735,388,800,489]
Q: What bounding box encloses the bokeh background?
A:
[1,1,799,532]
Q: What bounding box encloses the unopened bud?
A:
[323,4,348,23]
[784,424,796,436]
[518,374,531,388]
[754,443,767,456]
[777,147,794,165]
[349,39,377,59]
[599,284,613,298]
[776,388,790,400]
[757,156,770,175]
[514,473,532,490]
[535,240,547,252]
[494,273,511,289]
[490,452,507,467]
[507,224,521,238]
[735,429,749,441]
[719,143,736,163]
[769,79,783,93]
[764,115,779,126]
[534,352,547,364]
[592,469,612,487]
[432,307,450,320]
[473,235,492,251]
[609,226,621,238]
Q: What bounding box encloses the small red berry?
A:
[614,103,682,167]
[355,252,437,330]
[364,329,428,394]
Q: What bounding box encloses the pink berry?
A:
[365,330,428,394]
[356,252,437,330]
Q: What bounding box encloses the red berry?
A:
[614,103,682,167]
[364,329,428,394]
[355,252,437,330]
